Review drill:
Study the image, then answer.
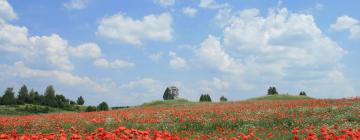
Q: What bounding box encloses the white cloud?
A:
[169,51,187,69]
[97,13,173,46]
[195,35,238,73]
[0,0,17,21]
[182,7,197,17]
[94,58,134,69]
[64,0,89,10]
[69,43,102,59]
[199,0,229,9]
[0,23,29,52]
[29,34,74,71]
[154,0,175,6]
[331,15,360,39]
[195,8,351,98]
[0,62,110,93]
[149,52,163,62]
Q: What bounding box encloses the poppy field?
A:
[0,98,359,140]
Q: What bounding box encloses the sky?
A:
[0,0,359,106]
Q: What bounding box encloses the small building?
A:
[167,86,179,98]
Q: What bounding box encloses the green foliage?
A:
[77,96,85,105]
[250,94,313,100]
[1,88,17,105]
[141,99,193,107]
[199,94,212,102]
[17,85,29,104]
[163,88,174,100]
[299,91,307,96]
[220,96,228,102]
[97,101,109,111]
[43,85,57,107]
[267,86,278,95]
[85,106,97,112]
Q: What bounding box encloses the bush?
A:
[97,102,109,111]
[85,106,97,112]
[220,96,228,102]
[267,86,278,95]
[299,91,307,96]
[199,94,212,102]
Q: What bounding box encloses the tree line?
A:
[0,85,110,112]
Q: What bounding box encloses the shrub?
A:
[199,94,212,102]
[85,106,97,112]
[220,96,228,102]
[299,91,307,96]
[267,86,278,95]
[97,102,109,111]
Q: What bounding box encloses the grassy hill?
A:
[140,98,196,107]
[0,104,82,116]
[249,94,314,101]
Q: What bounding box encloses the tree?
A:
[44,85,57,107]
[267,86,278,95]
[97,102,109,111]
[220,96,228,102]
[1,88,17,105]
[299,91,307,96]
[163,88,174,100]
[77,96,85,105]
[70,101,76,105]
[17,85,29,104]
[85,106,97,112]
[199,94,212,102]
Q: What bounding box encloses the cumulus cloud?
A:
[64,0,89,10]
[182,7,197,17]
[94,58,134,69]
[154,0,175,7]
[195,8,351,98]
[0,0,17,21]
[331,15,360,39]
[169,51,187,69]
[69,43,102,59]
[97,13,173,46]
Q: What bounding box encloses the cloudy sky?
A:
[0,0,359,106]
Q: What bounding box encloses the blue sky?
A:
[0,0,359,106]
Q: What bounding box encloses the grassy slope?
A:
[140,98,197,107]
[249,94,314,101]
[0,104,71,116]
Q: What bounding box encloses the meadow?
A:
[0,96,359,140]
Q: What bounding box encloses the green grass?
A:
[249,94,314,101]
[0,104,71,116]
[140,98,196,107]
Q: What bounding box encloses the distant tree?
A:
[299,91,307,96]
[28,89,36,104]
[199,94,212,102]
[220,96,228,102]
[70,101,76,105]
[1,88,17,105]
[44,85,57,107]
[97,102,109,111]
[163,88,174,100]
[77,96,85,105]
[85,106,97,112]
[17,85,29,104]
[267,86,278,95]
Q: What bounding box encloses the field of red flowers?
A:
[0,98,359,140]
